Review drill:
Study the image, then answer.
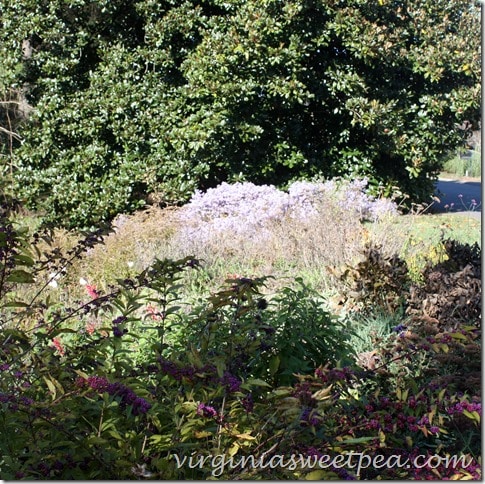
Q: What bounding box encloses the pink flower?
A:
[52,337,65,356]
[85,321,97,335]
[85,284,99,299]
[146,304,163,321]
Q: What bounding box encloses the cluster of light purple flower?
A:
[76,376,151,415]
[176,179,398,244]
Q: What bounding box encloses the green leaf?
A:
[245,378,271,388]
[305,470,331,480]
[2,301,30,308]
[6,270,35,283]
[43,376,57,400]
[50,328,78,337]
[269,355,280,375]
[340,436,376,444]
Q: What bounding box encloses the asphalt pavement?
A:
[433,178,482,220]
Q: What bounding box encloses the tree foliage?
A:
[0,0,480,228]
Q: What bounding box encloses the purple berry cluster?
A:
[112,315,128,338]
[157,357,241,393]
[76,376,151,415]
[196,402,219,419]
[0,392,34,410]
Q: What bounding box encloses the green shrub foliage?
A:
[0,207,481,479]
[0,0,480,228]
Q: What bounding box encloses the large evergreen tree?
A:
[0,0,480,228]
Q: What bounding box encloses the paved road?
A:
[433,179,482,219]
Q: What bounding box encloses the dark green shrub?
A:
[0,0,480,228]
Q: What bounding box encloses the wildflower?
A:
[158,357,197,381]
[112,316,126,325]
[418,416,429,425]
[301,407,321,426]
[85,284,99,299]
[52,337,65,356]
[226,273,242,280]
[112,316,128,336]
[48,272,59,288]
[429,426,440,434]
[367,419,381,429]
[379,396,390,408]
[408,397,417,408]
[85,321,97,335]
[146,304,164,321]
[131,397,152,415]
[80,376,151,415]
